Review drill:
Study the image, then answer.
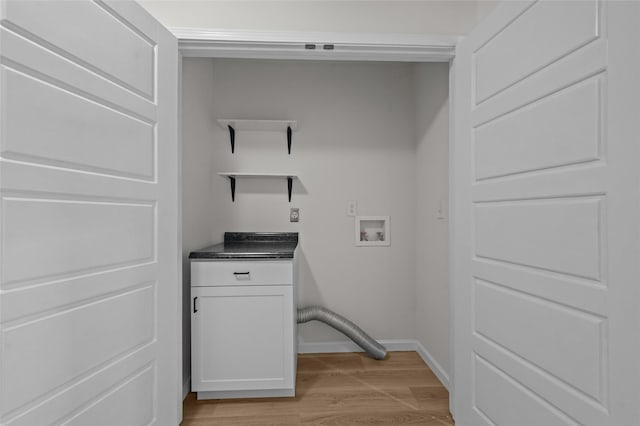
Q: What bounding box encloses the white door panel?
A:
[471,37,607,129]
[2,197,155,284]
[474,355,577,426]
[2,66,155,178]
[474,279,605,401]
[0,26,156,120]
[61,365,156,426]
[474,0,599,103]
[2,0,156,98]
[0,1,179,424]
[3,285,155,413]
[474,75,602,180]
[453,1,640,424]
[474,197,603,280]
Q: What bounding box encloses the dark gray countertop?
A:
[189,232,298,260]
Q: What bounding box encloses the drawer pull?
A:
[233,271,251,280]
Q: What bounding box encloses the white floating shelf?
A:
[218,173,299,202]
[217,119,297,131]
[218,173,298,179]
[217,119,297,154]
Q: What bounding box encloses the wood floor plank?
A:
[295,371,430,396]
[297,387,422,412]
[349,368,444,388]
[409,386,451,412]
[181,414,301,426]
[301,410,453,425]
[182,351,453,425]
[359,351,430,371]
[297,353,366,373]
[183,395,302,419]
[184,388,420,419]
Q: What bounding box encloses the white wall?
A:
[413,63,450,373]
[140,0,494,35]
[182,58,418,344]
[181,59,219,390]
[476,1,500,22]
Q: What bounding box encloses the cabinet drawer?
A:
[191,260,293,286]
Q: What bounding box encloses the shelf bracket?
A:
[229,176,236,202]
[287,126,292,155]
[228,125,235,153]
[287,176,293,202]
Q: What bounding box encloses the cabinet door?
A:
[192,285,295,392]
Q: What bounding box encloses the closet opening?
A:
[180,56,452,396]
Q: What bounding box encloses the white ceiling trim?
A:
[172,28,459,62]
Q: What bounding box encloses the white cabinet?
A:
[191,260,296,399]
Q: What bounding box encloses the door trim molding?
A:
[174,25,457,410]
[172,28,458,62]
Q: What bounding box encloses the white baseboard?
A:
[183,375,191,400]
[298,339,449,390]
[414,340,450,391]
[298,338,415,354]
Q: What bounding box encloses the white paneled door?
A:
[453,1,640,424]
[0,1,179,425]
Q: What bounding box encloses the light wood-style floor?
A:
[182,351,454,425]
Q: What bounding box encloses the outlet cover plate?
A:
[347,200,357,217]
[290,208,300,222]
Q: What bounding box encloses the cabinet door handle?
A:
[233,272,250,275]
[193,296,198,313]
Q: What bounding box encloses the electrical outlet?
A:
[290,208,300,222]
[347,200,357,217]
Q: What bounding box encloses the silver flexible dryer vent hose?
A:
[297,306,387,360]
